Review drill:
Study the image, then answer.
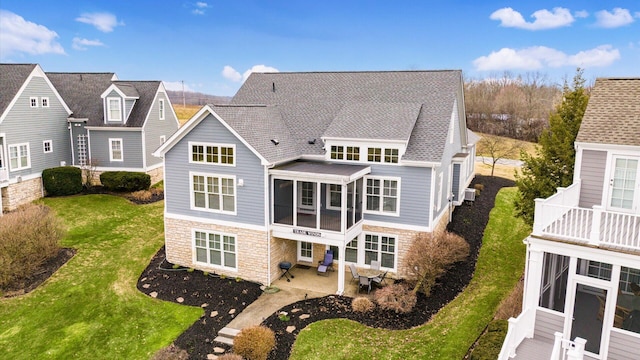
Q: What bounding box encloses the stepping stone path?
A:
[210,311,218,318]
[213,347,225,354]
[150,291,158,298]
[291,308,302,313]
[207,354,217,360]
[286,325,296,333]
[201,303,209,308]
[142,283,150,289]
[228,309,236,315]
[299,314,310,320]
[177,297,184,303]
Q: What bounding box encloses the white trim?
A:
[363,219,431,232]
[100,83,139,99]
[527,236,640,269]
[363,175,401,216]
[8,142,31,171]
[159,99,165,120]
[326,183,342,211]
[188,141,236,167]
[41,97,49,108]
[189,171,237,215]
[165,212,267,232]
[146,162,163,171]
[359,231,398,271]
[401,159,441,167]
[109,138,124,162]
[297,241,314,262]
[42,140,53,154]
[192,228,238,271]
[575,141,640,153]
[107,97,122,122]
[30,97,38,108]
[85,126,141,131]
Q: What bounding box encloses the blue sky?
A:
[1,1,638,96]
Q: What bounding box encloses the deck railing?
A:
[533,181,640,252]
[550,332,586,360]
[498,307,535,359]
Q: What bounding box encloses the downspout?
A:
[67,120,75,166]
[265,164,272,286]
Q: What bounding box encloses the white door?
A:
[607,156,640,212]
[298,241,313,262]
[567,282,609,358]
[297,181,316,213]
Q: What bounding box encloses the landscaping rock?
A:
[286,325,296,333]
[149,291,157,298]
[210,311,218,317]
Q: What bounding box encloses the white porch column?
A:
[337,243,346,295]
[589,206,602,246]
[524,246,544,339]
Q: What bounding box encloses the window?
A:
[192,174,236,213]
[159,99,165,120]
[109,139,123,162]
[384,149,399,163]
[299,181,315,210]
[615,266,640,333]
[345,238,358,263]
[194,230,236,269]
[346,146,360,161]
[364,234,396,268]
[43,140,52,153]
[190,143,235,166]
[9,143,30,170]
[327,184,341,210]
[30,97,38,107]
[107,98,122,121]
[331,145,344,160]
[367,147,382,162]
[41,97,49,108]
[160,135,166,144]
[365,177,399,214]
[619,266,640,294]
[299,242,312,261]
[539,253,569,312]
[577,259,612,281]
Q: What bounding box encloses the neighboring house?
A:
[0,64,72,215]
[500,78,640,359]
[155,70,477,294]
[0,64,179,214]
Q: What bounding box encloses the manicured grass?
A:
[290,187,530,359]
[0,195,202,360]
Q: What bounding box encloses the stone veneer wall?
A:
[269,237,298,284]
[164,217,270,285]
[362,224,425,279]
[146,167,164,186]
[1,177,44,212]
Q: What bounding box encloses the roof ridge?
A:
[252,69,461,75]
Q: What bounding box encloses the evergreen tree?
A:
[514,69,589,225]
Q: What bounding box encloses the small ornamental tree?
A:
[514,68,589,225]
[404,231,470,295]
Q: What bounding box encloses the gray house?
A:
[155,70,477,294]
[0,64,179,214]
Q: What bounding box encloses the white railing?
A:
[498,307,535,359]
[533,182,582,235]
[550,332,586,360]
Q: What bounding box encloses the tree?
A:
[514,69,589,225]
[477,134,523,177]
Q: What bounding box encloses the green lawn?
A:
[0,195,201,359]
[290,187,530,359]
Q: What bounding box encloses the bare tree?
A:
[477,134,523,176]
[81,158,100,189]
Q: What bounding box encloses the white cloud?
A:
[192,2,209,15]
[594,8,635,28]
[473,45,620,71]
[222,66,242,82]
[242,65,279,81]
[0,10,65,58]
[163,81,195,92]
[72,37,105,51]
[75,12,124,32]
[490,7,575,30]
[196,2,209,8]
[574,10,589,19]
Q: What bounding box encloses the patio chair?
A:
[349,263,359,283]
[359,275,372,294]
[372,270,388,287]
[370,260,381,271]
[317,250,334,276]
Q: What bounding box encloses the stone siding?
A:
[164,217,270,285]
[146,167,164,186]
[1,177,44,212]
[269,237,298,284]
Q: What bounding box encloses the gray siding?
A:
[363,164,432,227]
[433,99,464,216]
[0,75,71,178]
[579,150,607,208]
[89,130,143,168]
[124,99,135,120]
[534,309,564,341]
[452,163,461,202]
[143,91,178,168]
[164,114,265,226]
[608,329,640,360]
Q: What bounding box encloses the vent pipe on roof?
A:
[272,82,275,92]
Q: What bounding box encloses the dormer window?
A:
[346,146,360,161]
[107,98,122,121]
[330,145,344,160]
[367,148,382,162]
[384,149,399,163]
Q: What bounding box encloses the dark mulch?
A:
[1,248,76,298]
[82,186,164,204]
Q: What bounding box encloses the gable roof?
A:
[231,70,463,163]
[112,81,161,127]
[0,64,37,117]
[576,78,640,147]
[47,72,115,123]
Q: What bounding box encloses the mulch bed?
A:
[1,248,76,298]
[7,175,514,360]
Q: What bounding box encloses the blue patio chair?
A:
[317,250,334,276]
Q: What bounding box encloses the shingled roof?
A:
[231,70,463,163]
[0,64,37,117]
[576,78,640,147]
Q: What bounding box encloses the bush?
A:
[474,183,484,192]
[128,188,163,202]
[100,171,151,192]
[217,354,243,360]
[0,204,64,289]
[151,344,189,360]
[42,166,83,196]
[495,279,524,320]
[233,325,275,360]
[469,320,508,360]
[374,283,417,313]
[352,297,375,313]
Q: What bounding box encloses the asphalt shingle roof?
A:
[231,70,462,163]
[113,81,161,127]
[576,78,640,147]
[0,64,37,117]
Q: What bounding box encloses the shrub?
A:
[404,231,470,295]
[0,204,64,289]
[374,283,417,313]
[352,297,375,313]
[100,171,151,192]
[151,344,189,360]
[474,183,485,192]
[495,279,524,320]
[42,166,83,196]
[217,354,243,360]
[469,320,508,360]
[233,325,275,360]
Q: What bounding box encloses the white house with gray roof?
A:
[500,78,640,359]
[155,70,476,294]
[0,63,179,214]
